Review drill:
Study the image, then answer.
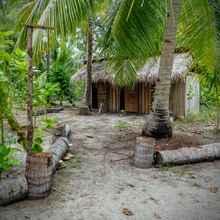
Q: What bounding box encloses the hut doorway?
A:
[120,88,125,111]
[92,83,98,109]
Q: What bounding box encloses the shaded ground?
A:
[0,109,220,220]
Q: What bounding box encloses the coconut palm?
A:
[104,0,220,138]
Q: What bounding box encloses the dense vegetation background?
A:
[0,0,219,123]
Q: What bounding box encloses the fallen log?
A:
[52,124,71,141]
[50,137,70,171]
[0,125,71,205]
[154,143,220,166]
[0,175,28,206]
[34,106,64,116]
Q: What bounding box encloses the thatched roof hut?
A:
[72,53,192,84]
[71,53,199,117]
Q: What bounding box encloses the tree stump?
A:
[26,152,53,199]
[79,106,91,115]
[134,137,155,168]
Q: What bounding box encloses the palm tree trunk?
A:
[27,26,34,152]
[85,17,93,109]
[142,0,182,138]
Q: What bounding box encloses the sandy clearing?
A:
[0,111,220,220]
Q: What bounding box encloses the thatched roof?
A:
[71,53,192,84]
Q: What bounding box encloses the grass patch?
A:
[114,120,129,130]
[177,108,215,124]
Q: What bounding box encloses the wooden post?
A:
[27,27,34,153]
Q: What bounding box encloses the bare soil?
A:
[0,109,220,220]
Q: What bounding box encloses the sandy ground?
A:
[0,110,220,220]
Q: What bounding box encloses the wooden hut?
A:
[72,54,200,118]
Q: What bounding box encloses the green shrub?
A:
[41,117,58,129]
[32,134,44,153]
[0,145,20,173]
[71,80,85,104]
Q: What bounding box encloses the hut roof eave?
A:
[71,53,192,84]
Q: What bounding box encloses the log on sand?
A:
[0,175,28,205]
[0,126,71,205]
[51,137,70,171]
[154,143,220,166]
[34,106,64,116]
[0,150,27,206]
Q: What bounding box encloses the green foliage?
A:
[41,117,57,129]
[0,0,29,31]
[34,73,60,108]
[200,69,220,107]
[16,0,93,59]
[0,145,20,173]
[32,137,43,153]
[8,49,27,106]
[32,129,44,153]
[179,0,220,74]
[47,41,79,104]
[71,80,85,103]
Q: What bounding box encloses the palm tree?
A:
[142,0,182,138]
[104,0,220,138]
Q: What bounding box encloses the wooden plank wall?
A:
[96,81,188,115]
[125,85,139,113]
[109,82,153,114]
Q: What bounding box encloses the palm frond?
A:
[16,0,93,62]
[103,0,166,86]
[179,0,220,73]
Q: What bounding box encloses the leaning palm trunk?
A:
[142,0,182,138]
